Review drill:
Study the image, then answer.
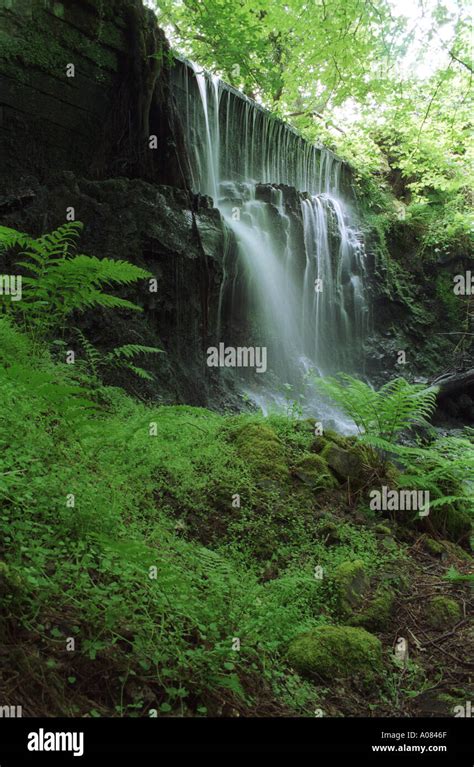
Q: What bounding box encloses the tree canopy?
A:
[155,0,473,254]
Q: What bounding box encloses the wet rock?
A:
[0,173,229,406]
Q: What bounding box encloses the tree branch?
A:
[449,50,473,74]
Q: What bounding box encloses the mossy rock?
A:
[288,625,382,683]
[316,519,341,545]
[375,523,393,537]
[232,422,289,481]
[292,453,338,490]
[324,429,355,447]
[423,536,445,556]
[311,435,330,454]
[424,596,462,630]
[321,443,364,484]
[438,540,473,562]
[423,505,471,548]
[311,429,354,454]
[350,586,395,631]
[333,559,370,614]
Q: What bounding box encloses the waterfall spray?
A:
[172,59,369,424]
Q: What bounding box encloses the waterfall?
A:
[172,59,369,425]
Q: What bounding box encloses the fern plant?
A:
[312,374,438,444]
[0,222,151,339]
[363,432,474,518]
[75,329,163,382]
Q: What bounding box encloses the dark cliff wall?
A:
[0,0,232,406]
[0,0,192,188]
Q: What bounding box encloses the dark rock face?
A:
[0,0,192,189]
[0,171,236,406]
[0,0,234,405]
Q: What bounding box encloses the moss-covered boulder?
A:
[312,435,329,454]
[425,596,462,630]
[311,429,354,454]
[325,429,354,447]
[424,505,471,548]
[321,443,364,483]
[375,523,392,536]
[437,540,473,562]
[231,422,289,481]
[292,453,338,490]
[316,518,341,545]
[351,586,395,631]
[288,625,382,682]
[333,559,370,614]
[423,536,445,556]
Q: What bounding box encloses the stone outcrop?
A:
[0,0,191,188]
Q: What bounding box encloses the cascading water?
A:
[172,59,369,427]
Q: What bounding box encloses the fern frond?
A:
[3,223,152,337]
[313,374,438,441]
[75,329,103,379]
[121,363,155,380]
[78,292,143,312]
[196,547,233,578]
[63,255,151,286]
[0,226,32,251]
[111,345,164,359]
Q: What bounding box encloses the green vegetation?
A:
[0,311,404,716]
[312,374,438,443]
[0,216,471,716]
[0,225,389,714]
[312,373,474,539]
[157,0,472,268]
[1,0,473,721]
[0,223,152,340]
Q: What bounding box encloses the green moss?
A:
[375,524,392,536]
[435,273,464,326]
[311,429,354,454]
[311,434,330,454]
[423,536,445,556]
[292,453,338,490]
[351,586,395,631]
[231,422,289,481]
[321,443,365,484]
[0,15,118,80]
[425,596,462,630]
[288,625,382,682]
[333,559,369,614]
[324,429,355,447]
[316,519,341,545]
[427,505,471,547]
